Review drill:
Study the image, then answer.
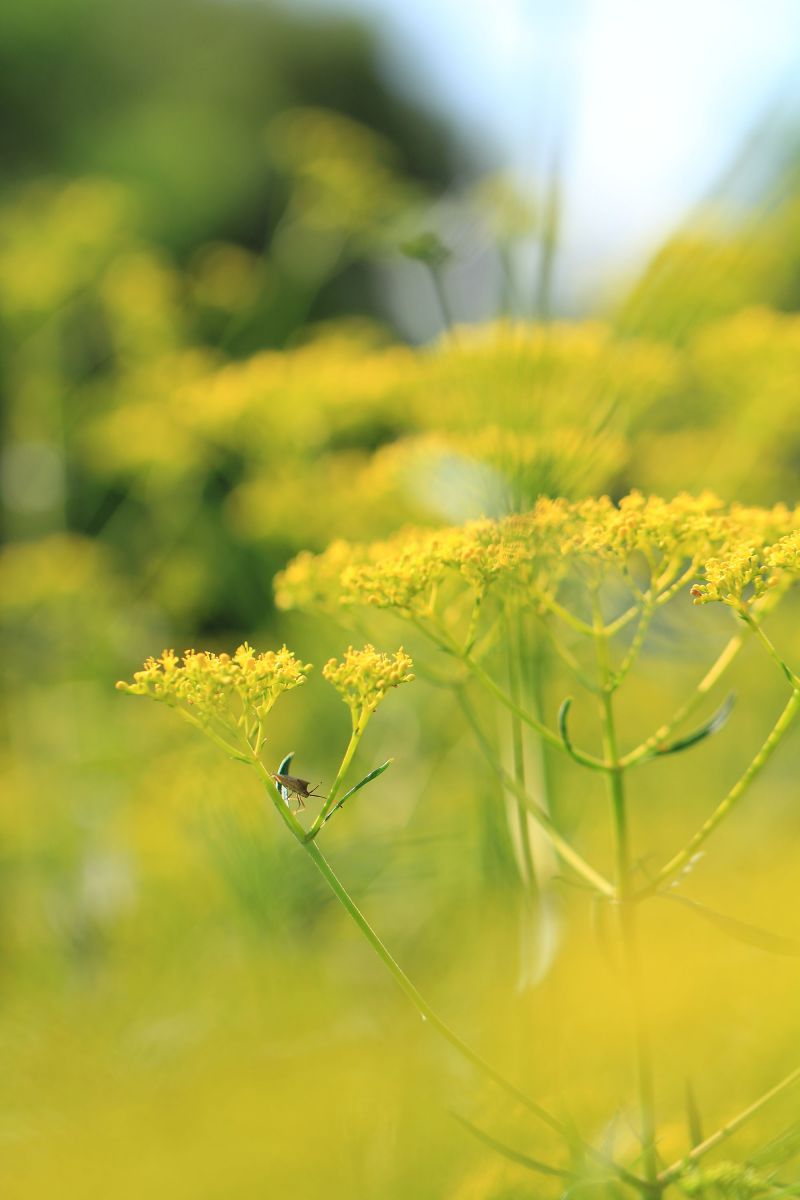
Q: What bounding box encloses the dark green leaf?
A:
[274,751,294,806]
[557,697,597,769]
[651,694,735,758]
[558,697,574,753]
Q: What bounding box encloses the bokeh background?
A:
[3,1,800,1196]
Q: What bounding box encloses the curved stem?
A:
[621,632,745,769]
[638,688,800,899]
[303,837,564,1136]
[465,651,609,771]
[302,836,648,1192]
[412,612,609,770]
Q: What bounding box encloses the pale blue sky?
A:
[302,0,800,309]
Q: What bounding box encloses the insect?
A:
[270,772,325,811]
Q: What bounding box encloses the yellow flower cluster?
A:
[562,491,724,565]
[690,547,767,608]
[323,645,414,720]
[692,527,800,607]
[276,521,526,615]
[116,644,311,725]
[276,492,800,620]
[342,521,520,610]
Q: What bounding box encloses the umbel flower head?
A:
[276,491,800,622]
[323,645,414,727]
[692,529,800,609]
[116,643,312,735]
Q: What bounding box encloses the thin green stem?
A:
[413,612,609,770]
[458,690,615,898]
[301,836,648,1193]
[593,597,661,1196]
[534,610,600,694]
[658,1065,800,1187]
[621,632,745,769]
[306,714,367,840]
[303,837,562,1135]
[427,264,457,335]
[465,651,609,770]
[451,1112,574,1180]
[739,610,800,689]
[603,603,642,639]
[609,597,655,693]
[638,687,800,899]
[251,755,308,843]
[507,613,537,891]
[177,709,251,763]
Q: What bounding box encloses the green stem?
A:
[658,1065,800,1187]
[458,690,614,898]
[638,688,800,899]
[739,610,800,689]
[464,651,608,771]
[301,836,648,1193]
[593,598,661,1195]
[610,597,655,693]
[303,837,562,1136]
[306,714,367,840]
[427,264,456,336]
[621,632,745,769]
[252,756,308,843]
[507,613,537,891]
[413,612,608,770]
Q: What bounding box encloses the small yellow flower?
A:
[323,645,414,723]
[116,643,312,731]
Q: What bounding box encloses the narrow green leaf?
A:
[323,759,393,824]
[558,697,573,752]
[685,1078,704,1148]
[661,892,800,957]
[451,1112,572,1180]
[747,1122,800,1169]
[651,694,735,758]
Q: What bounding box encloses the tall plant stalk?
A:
[593,593,661,1194]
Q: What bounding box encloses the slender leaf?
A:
[660,892,800,957]
[451,1111,572,1180]
[558,697,589,767]
[323,759,393,824]
[685,1078,704,1148]
[748,1122,800,1169]
[651,694,735,758]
